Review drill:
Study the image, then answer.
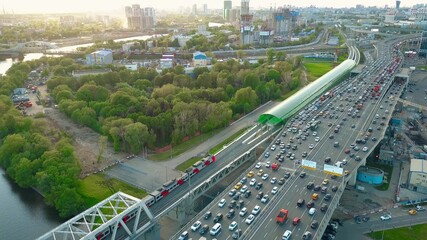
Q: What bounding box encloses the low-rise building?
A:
[408,158,427,194]
[72,69,112,78]
[193,51,208,67]
[86,50,113,65]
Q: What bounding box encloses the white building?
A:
[86,50,113,65]
[408,158,427,194]
[193,51,208,67]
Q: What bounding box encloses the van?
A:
[210,223,222,236]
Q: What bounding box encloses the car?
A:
[325,157,331,163]
[204,211,212,220]
[240,177,247,184]
[262,173,269,180]
[408,209,417,215]
[213,213,223,223]
[247,171,255,178]
[234,182,243,190]
[355,155,361,161]
[321,186,328,193]
[210,223,221,236]
[362,147,369,152]
[256,191,263,199]
[284,172,291,179]
[261,194,269,203]
[321,203,328,212]
[315,137,320,142]
[303,231,312,240]
[354,146,360,151]
[293,217,301,225]
[255,182,263,190]
[302,151,307,157]
[311,220,319,229]
[278,178,285,185]
[190,220,202,231]
[380,214,392,221]
[270,177,277,184]
[240,185,248,193]
[232,229,242,239]
[271,186,279,195]
[342,159,348,165]
[228,200,236,208]
[351,124,356,128]
[252,205,261,215]
[255,162,261,169]
[313,131,317,136]
[297,198,305,207]
[218,199,226,208]
[265,161,271,168]
[246,214,255,225]
[264,152,270,158]
[178,231,189,240]
[344,170,350,176]
[416,205,426,211]
[322,179,329,185]
[229,189,237,196]
[312,193,319,200]
[233,192,241,200]
[331,185,338,192]
[229,221,238,231]
[307,200,314,208]
[344,148,350,154]
[307,182,314,189]
[249,178,256,186]
[324,194,332,201]
[239,207,248,217]
[309,208,316,215]
[309,144,314,149]
[282,230,292,240]
[300,172,306,178]
[257,169,264,176]
[227,209,235,218]
[244,191,251,198]
[199,224,209,235]
[271,145,276,151]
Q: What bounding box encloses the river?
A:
[0,34,157,239]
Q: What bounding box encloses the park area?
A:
[367,223,427,240]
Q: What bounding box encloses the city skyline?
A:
[2,0,424,14]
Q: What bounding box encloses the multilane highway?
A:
[175,36,407,240]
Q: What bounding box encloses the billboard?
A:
[302,159,316,170]
[324,164,343,176]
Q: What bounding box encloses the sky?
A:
[1,0,423,14]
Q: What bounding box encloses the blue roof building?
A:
[193,51,208,67]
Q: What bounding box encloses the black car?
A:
[314,185,321,191]
[255,182,263,190]
[236,200,244,209]
[321,203,328,212]
[233,192,241,200]
[278,178,285,185]
[307,182,314,190]
[232,229,243,239]
[256,191,263,199]
[204,211,212,220]
[324,194,331,201]
[297,198,305,207]
[244,191,251,198]
[227,209,235,218]
[321,186,328,193]
[311,220,319,229]
[307,200,314,208]
[331,185,338,192]
[284,172,291,179]
[213,213,223,223]
[228,200,236,208]
[199,224,209,235]
[300,172,307,178]
[325,157,331,163]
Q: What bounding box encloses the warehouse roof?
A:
[410,158,427,174]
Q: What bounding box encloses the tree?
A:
[97,136,108,163]
[124,122,152,154]
[231,87,259,114]
[236,50,247,59]
[266,48,275,64]
[244,73,261,90]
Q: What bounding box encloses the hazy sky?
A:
[2,0,423,14]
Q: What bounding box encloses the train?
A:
[95,210,138,240]
[144,154,217,207]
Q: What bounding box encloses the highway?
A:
[174,36,408,240]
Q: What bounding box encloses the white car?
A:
[252,205,261,215]
[218,198,226,208]
[283,230,292,240]
[190,221,201,231]
[313,131,317,136]
[265,161,271,168]
[270,177,277,184]
[239,207,248,217]
[249,178,256,186]
[262,173,269,180]
[380,214,392,221]
[309,207,316,215]
[229,221,238,231]
[271,186,278,195]
[255,162,261,169]
[271,145,276,151]
[245,214,255,224]
[309,144,314,149]
[261,194,269,203]
[315,137,320,142]
[240,185,248,193]
[362,147,369,152]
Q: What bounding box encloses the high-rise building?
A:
[192,4,198,15]
[223,1,232,21]
[396,1,401,9]
[202,4,208,13]
[240,0,254,45]
[125,4,156,32]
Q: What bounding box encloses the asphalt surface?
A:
[176,36,410,240]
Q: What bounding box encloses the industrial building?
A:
[86,50,113,65]
[192,51,208,67]
[357,166,385,185]
[420,28,427,57]
[408,158,427,194]
[223,1,232,21]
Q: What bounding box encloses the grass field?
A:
[77,174,147,207]
[304,62,335,81]
[150,128,224,161]
[367,223,427,240]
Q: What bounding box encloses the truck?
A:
[276,209,289,224]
